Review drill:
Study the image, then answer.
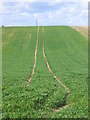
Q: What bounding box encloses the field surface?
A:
[71,26,88,38]
[2,26,88,118]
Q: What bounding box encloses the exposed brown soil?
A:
[27,26,70,112]
[27,26,39,85]
[42,26,70,112]
[52,102,74,112]
[71,26,88,38]
[52,104,68,112]
[42,26,70,94]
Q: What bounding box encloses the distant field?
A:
[72,26,88,38]
[2,26,88,118]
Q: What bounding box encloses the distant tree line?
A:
[2,25,4,27]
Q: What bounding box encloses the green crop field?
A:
[2,26,88,118]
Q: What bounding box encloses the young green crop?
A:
[2,26,88,118]
[44,26,88,118]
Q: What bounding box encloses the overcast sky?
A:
[0,0,89,26]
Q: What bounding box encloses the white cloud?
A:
[0,2,4,14]
[1,0,36,2]
[33,13,38,18]
[2,2,31,15]
[1,0,90,2]
[22,12,30,16]
[1,1,88,26]
[47,12,53,19]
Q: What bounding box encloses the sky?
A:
[0,0,89,26]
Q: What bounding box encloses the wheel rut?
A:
[27,26,39,85]
[27,26,70,112]
[42,26,70,111]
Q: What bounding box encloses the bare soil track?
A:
[27,26,39,85]
[42,26,70,95]
[42,26,70,112]
[27,26,70,112]
[27,26,70,96]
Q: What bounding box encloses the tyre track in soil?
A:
[42,26,70,111]
[27,26,39,85]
